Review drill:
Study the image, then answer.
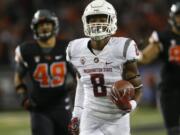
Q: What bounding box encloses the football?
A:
[110,80,135,111]
[112,80,135,99]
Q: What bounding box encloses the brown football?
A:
[112,80,135,99]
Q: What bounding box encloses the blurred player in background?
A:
[67,0,143,135]
[14,9,76,135]
[138,2,180,135]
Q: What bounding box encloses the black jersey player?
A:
[139,2,180,135]
[14,9,76,135]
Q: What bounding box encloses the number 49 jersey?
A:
[15,40,75,108]
[66,37,139,119]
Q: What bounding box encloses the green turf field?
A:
[0,106,166,135]
[131,106,166,135]
[0,111,31,135]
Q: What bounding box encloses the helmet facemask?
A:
[35,20,55,41]
[84,14,116,40]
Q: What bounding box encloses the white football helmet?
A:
[82,0,117,40]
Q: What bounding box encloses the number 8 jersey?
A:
[66,37,139,120]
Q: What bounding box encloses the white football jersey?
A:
[66,37,139,120]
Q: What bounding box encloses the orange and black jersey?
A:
[15,40,76,109]
[157,30,180,88]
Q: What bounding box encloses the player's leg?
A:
[80,109,104,135]
[30,111,54,135]
[80,109,130,135]
[80,117,103,135]
[159,90,180,135]
[51,104,72,135]
[81,123,130,135]
[100,114,130,135]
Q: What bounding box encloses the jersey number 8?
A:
[90,74,107,97]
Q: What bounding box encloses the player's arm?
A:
[138,31,162,65]
[68,74,84,135]
[111,59,143,113]
[65,62,77,91]
[123,60,143,102]
[112,40,142,114]
[123,39,143,102]
[66,41,84,117]
[66,41,82,134]
[138,42,161,64]
[72,74,84,118]
[14,46,30,110]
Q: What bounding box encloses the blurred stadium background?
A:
[0,0,178,134]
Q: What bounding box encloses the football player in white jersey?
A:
[67,0,143,135]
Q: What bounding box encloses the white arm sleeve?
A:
[66,41,72,62]
[72,77,84,119]
[66,40,84,118]
[14,46,28,67]
[15,46,23,63]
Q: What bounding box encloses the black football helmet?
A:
[31,9,59,40]
[169,2,180,31]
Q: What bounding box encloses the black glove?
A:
[16,84,36,110]
[17,92,36,111]
[22,97,37,110]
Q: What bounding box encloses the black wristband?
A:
[15,83,27,91]
[126,75,140,81]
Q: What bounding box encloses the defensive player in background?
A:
[67,0,143,135]
[138,2,180,135]
[14,9,76,135]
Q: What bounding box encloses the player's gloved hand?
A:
[68,117,80,135]
[16,84,36,111]
[22,98,36,110]
[109,88,136,113]
[22,97,30,110]
[110,89,131,112]
[17,92,36,110]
